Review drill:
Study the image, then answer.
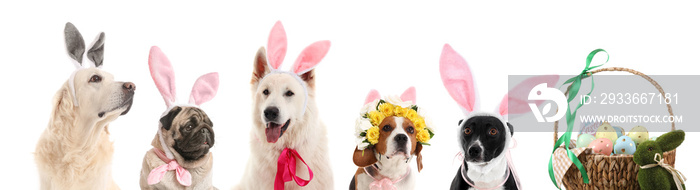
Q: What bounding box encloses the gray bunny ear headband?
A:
[64,22,106,106]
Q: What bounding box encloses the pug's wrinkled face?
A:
[160,106,215,161]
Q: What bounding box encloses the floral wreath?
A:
[355,95,434,151]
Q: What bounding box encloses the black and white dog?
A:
[439,44,558,190]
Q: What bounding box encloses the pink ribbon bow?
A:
[369,178,398,190]
[275,148,314,190]
[147,148,192,186]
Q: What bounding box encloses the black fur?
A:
[349,175,356,190]
[159,106,182,130]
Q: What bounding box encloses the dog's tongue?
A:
[265,123,282,143]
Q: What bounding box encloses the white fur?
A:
[35,68,131,190]
[236,72,333,189]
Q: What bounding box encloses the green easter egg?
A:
[576,134,597,148]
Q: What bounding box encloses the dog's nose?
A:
[264,107,279,121]
[468,146,482,157]
[394,134,408,144]
[123,82,136,92]
[201,128,209,135]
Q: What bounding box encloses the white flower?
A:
[418,107,435,132]
[355,118,373,137]
[385,95,413,108]
[356,137,370,150]
[359,99,379,114]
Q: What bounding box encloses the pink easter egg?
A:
[587,138,613,155]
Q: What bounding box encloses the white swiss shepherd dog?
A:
[235,21,333,190]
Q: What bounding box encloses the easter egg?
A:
[650,136,658,141]
[588,138,613,155]
[576,134,597,148]
[579,121,602,136]
[614,136,636,155]
[595,122,618,143]
[613,126,625,139]
[628,126,649,146]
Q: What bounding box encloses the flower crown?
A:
[355,96,434,151]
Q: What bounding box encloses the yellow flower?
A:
[394,107,408,118]
[413,116,426,131]
[417,129,431,143]
[378,103,395,117]
[405,109,418,121]
[369,111,385,126]
[366,126,380,144]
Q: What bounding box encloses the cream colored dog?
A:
[235,21,333,190]
[34,22,135,190]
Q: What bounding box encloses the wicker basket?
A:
[553,67,677,190]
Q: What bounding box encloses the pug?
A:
[139,46,219,190]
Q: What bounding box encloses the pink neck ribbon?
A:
[275,148,314,190]
[365,165,410,190]
[459,139,522,190]
[147,148,192,186]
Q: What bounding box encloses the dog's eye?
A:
[185,125,193,131]
[382,125,392,132]
[464,127,472,135]
[263,89,270,96]
[89,75,102,83]
[406,126,415,134]
[489,128,499,136]
[285,90,295,97]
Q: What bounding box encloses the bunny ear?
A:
[148,46,177,107]
[400,86,417,104]
[64,22,86,67]
[189,72,219,106]
[440,44,477,113]
[364,89,380,105]
[291,40,331,74]
[87,32,105,67]
[498,75,559,116]
[267,21,287,70]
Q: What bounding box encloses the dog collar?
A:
[364,165,410,190]
[259,70,309,116]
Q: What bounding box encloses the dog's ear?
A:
[64,22,86,65]
[87,32,105,67]
[353,146,378,168]
[160,106,182,130]
[415,143,424,172]
[507,122,514,136]
[300,69,315,88]
[252,47,270,84]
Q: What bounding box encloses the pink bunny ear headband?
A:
[355,87,435,151]
[148,46,220,159]
[64,22,106,107]
[262,21,331,115]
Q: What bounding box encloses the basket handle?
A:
[553,67,675,145]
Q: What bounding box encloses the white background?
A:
[1,1,698,189]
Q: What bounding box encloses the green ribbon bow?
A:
[548,49,608,189]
